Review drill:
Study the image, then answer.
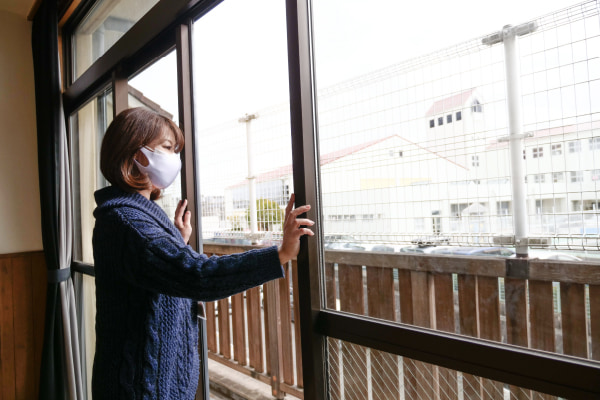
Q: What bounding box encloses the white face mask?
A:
[134,146,181,189]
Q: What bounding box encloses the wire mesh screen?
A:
[192,1,600,258]
[327,337,559,400]
[313,0,600,256]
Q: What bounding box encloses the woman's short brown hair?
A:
[100,107,184,199]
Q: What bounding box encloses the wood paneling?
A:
[0,251,46,400]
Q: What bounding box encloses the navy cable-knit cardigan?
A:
[91,186,284,399]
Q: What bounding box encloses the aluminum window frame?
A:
[286,0,600,399]
[61,0,600,398]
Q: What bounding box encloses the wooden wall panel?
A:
[0,251,46,400]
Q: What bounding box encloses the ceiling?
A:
[0,0,38,19]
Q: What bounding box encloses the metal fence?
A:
[198,1,600,256]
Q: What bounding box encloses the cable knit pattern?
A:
[91,186,284,400]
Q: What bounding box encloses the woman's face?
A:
[148,127,177,155]
[135,128,177,167]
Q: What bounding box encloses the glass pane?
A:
[192,0,290,247]
[72,0,160,80]
[312,0,600,363]
[129,50,181,220]
[74,272,96,400]
[70,88,113,264]
[328,337,559,399]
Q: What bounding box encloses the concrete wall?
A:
[0,10,43,254]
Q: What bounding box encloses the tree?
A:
[247,198,284,231]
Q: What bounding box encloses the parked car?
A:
[410,235,450,246]
[370,244,398,253]
[324,235,366,251]
[399,245,440,254]
[527,250,582,261]
[428,246,515,257]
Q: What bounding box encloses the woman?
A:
[92,107,313,399]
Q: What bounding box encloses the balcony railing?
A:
[203,243,600,399]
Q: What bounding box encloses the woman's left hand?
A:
[278,194,314,265]
[175,199,192,244]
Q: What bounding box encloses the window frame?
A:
[61,0,600,399]
[287,1,600,399]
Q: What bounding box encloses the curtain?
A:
[32,0,84,399]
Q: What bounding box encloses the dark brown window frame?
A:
[62,0,600,399]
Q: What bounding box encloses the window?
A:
[523,149,526,159]
[551,144,562,155]
[450,203,469,218]
[569,140,582,153]
[496,201,510,215]
[570,171,583,182]
[535,199,543,214]
[532,147,543,158]
[447,114,452,123]
[590,137,600,150]
[553,172,564,182]
[61,0,600,398]
[583,200,600,211]
[471,155,479,167]
[534,174,545,183]
[72,0,161,81]
[592,170,600,181]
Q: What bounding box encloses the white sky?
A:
[130,0,586,125]
[128,0,594,194]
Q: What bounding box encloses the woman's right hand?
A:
[278,194,314,265]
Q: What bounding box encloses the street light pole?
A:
[483,21,537,257]
[239,113,259,244]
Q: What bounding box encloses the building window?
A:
[551,144,562,155]
[471,99,482,113]
[570,171,583,183]
[447,114,452,123]
[569,140,582,153]
[456,111,462,121]
[438,117,443,126]
[535,199,543,214]
[589,137,600,150]
[592,169,600,181]
[496,201,511,215]
[534,174,545,183]
[532,147,543,158]
[450,203,469,218]
[472,155,479,167]
[553,172,564,182]
[429,119,435,128]
[523,150,526,159]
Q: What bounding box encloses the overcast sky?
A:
[129,0,595,194]
[131,0,587,125]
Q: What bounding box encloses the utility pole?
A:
[483,21,537,257]
[239,113,259,244]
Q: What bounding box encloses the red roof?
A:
[425,88,476,117]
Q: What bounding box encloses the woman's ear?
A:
[134,149,149,167]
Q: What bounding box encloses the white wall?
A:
[0,10,43,254]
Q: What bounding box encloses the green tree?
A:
[247,198,284,231]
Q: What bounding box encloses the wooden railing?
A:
[204,244,303,399]
[204,244,600,399]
